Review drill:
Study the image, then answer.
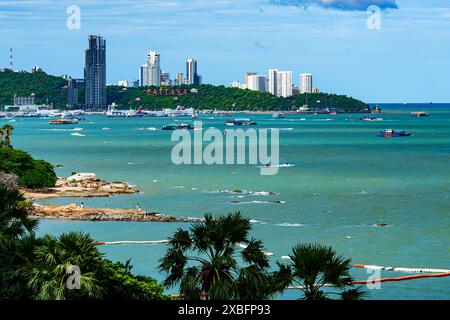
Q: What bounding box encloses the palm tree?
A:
[25,232,104,300]
[272,243,367,300]
[0,183,37,241]
[0,183,38,299]
[1,124,14,146]
[159,212,274,300]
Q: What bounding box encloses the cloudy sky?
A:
[1,0,450,102]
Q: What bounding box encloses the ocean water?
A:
[4,104,449,300]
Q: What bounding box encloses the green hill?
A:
[0,70,68,108]
[108,84,370,112]
[0,71,370,112]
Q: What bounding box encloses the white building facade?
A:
[300,73,313,94]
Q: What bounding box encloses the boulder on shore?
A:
[22,172,138,198]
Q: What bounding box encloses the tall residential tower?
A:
[300,73,313,94]
[139,51,161,86]
[186,58,201,85]
[84,35,106,109]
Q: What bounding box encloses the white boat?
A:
[106,107,143,117]
[163,106,195,117]
[273,113,286,119]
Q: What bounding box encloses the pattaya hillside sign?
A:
[146,88,193,96]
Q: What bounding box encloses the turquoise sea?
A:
[4,103,450,300]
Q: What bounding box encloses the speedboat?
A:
[361,116,383,121]
[224,118,257,126]
[411,111,429,117]
[49,118,78,125]
[162,123,194,130]
[377,129,411,138]
[273,113,286,119]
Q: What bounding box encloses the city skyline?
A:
[1,1,450,102]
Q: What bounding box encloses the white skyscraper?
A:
[247,74,267,92]
[147,51,160,86]
[186,58,200,85]
[268,69,278,96]
[139,51,161,87]
[300,73,313,94]
[277,71,293,98]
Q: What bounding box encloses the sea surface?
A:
[4,103,450,300]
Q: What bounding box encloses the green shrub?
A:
[98,259,169,300]
[18,160,57,188]
[0,148,57,188]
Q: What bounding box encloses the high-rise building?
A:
[118,80,129,87]
[139,65,148,87]
[147,51,160,86]
[186,58,200,85]
[84,35,107,109]
[300,73,313,94]
[176,72,184,86]
[247,74,267,92]
[160,71,170,86]
[131,79,139,88]
[139,51,161,87]
[67,79,79,108]
[244,72,257,88]
[268,69,278,96]
[277,71,293,98]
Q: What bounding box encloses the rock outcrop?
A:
[29,204,199,222]
[22,173,138,198]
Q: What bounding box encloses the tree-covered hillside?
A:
[0,70,68,108]
[0,71,370,112]
[109,84,369,112]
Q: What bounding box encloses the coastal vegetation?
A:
[159,212,274,300]
[0,71,369,112]
[159,212,366,300]
[0,184,169,300]
[272,243,366,300]
[0,70,68,108]
[0,126,57,188]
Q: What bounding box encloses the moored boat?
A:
[224,118,257,126]
[162,123,193,131]
[361,116,383,121]
[273,113,286,119]
[377,129,411,138]
[411,111,429,117]
[49,118,78,125]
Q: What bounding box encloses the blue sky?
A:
[1,0,450,102]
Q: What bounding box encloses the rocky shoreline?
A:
[17,172,200,223]
[29,204,199,223]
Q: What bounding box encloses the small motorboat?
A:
[162,123,193,131]
[273,113,286,119]
[361,116,383,121]
[411,111,429,117]
[224,118,257,126]
[377,129,411,138]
